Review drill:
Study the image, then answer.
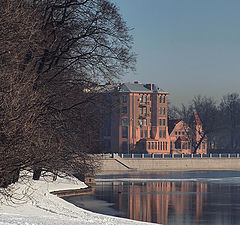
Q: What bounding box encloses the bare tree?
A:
[0,0,135,191]
[173,96,220,153]
[219,93,240,150]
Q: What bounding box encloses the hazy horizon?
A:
[112,0,240,106]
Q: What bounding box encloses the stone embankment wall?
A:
[98,154,240,174]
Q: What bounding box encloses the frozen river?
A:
[64,170,240,225]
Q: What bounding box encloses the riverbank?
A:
[99,154,240,174]
[0,176,154,225]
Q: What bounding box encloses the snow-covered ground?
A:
[0,176,155,225]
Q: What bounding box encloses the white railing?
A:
[109,153,240,159]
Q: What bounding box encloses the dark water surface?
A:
[64,171,240,225]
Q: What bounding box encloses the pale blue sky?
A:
[112,0,240,106]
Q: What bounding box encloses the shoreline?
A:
[2,170,240,224]
[97,168,240,175]
[51,186,94,197]
[0,176,154,225]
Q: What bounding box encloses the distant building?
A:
[168,119,191,154]
[101,82,207,154]
[168,115,207,154]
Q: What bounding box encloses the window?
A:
[140,129,143,138]
[144,95,147,103]
[155,142,157,149]
[159,119,162,126]
[140,95,143,102]
[178,131,181,135]
[160,142,162,150]
[163,95,166,103]
[166,142,168,150]
[182,131,185,135]
[163,119,166,126]
[139,119,143,128]
[163,107,166,115]
[152,142,154,149]
[160,129,166,138]
[202,143,205,149]
[122,107,127,114]
[143,119,147,126]
[188,142,191,149]
[122,127,128,138]
[159,107,162,115]
[175,142,178,149]
[170,141,173,149]
[175,131,178,135]
[144,130,148,137]
[159,130,162,138]
[163,142,165,150]
[148,142,151,149]
[140,107,147,114]
[122,95,127,103]
[158,142,159,150]
[121,118,128,126]
[159,95,162,103]
[163,129,166,138]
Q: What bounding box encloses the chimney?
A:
[134,81,141,84]
[144,84,153,91]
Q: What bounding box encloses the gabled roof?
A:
[168,119,182,135]
[118,82,168,94]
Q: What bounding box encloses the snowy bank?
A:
[0,176,155,225]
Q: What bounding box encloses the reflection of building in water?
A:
[118,182,207,225]
[195,183,208,222]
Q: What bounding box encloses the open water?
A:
[64,170,240,225]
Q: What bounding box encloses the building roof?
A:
[117,82,168,94]
[168,119,182,135]
[168,112,202,135]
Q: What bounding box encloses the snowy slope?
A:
[0,176,155,225]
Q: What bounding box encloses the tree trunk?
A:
[33,168,42,180]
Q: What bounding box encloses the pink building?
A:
[102,82,207,154]
[103,82,170,153]
[168,113,207,154]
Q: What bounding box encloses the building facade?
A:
[168,116,207,154]
[102,81,170,153]
[102,82,207,154]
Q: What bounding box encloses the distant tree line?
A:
[0,0,135,197]
[169,93,240,153]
